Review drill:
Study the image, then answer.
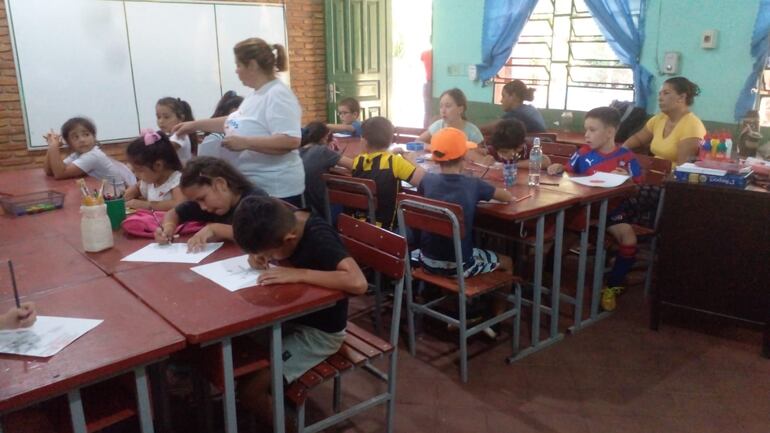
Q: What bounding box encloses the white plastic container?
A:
[80,204,114,252]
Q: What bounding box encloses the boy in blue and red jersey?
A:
[547,106,642,311]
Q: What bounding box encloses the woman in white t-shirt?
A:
[173,38,305,206]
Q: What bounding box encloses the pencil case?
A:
[0,190,65,216]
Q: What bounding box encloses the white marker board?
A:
[6,0,288,149]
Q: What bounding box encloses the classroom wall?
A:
[430,0,762,129]
[0,0,327,171]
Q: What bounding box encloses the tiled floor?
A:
[309,279,770,433]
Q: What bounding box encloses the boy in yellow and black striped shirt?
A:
[352,117,425,229]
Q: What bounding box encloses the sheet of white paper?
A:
[677,162,726,176]
[121,242,224,264]
[0,316,102,358]
[191,254,267,292]
[568,172,630,188]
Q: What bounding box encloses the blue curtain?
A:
[584,0,653,108]
[734,0,770,121]
[476,0,539,83]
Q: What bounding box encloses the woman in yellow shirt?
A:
[624,77,706,164]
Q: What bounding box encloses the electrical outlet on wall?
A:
[661,52,681,75]
[468,64,477,81]
[447,64,463,76]
[702,29,718,49]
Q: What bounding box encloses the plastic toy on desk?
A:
[406,141,424,151]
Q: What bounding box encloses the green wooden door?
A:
[325,0,389,122]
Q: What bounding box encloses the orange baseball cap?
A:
[429,127,478,161]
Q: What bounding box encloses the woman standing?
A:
[623,76,706,165]
[174,38,305,206]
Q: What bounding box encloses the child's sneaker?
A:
[601,287,617,312]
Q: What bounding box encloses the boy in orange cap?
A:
[416,127,513,277]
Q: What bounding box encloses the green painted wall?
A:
[640,0,761,122]
[431,0,762,131]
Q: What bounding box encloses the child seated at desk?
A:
[547,106,642,311]
[352,116,425,229]
[43,117,136,189]
[468,118,552,167]
[123,130,184,211]
[416,127,514,335]
[0,303,36,330]
[299,121,353,216]
[155,156,267,252]
[326,97,363,137]
[232,196,367,428]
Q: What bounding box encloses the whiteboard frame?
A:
[4,0,289,150]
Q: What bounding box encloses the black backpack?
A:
[610,100,649,143]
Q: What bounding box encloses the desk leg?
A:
[570,205,591,332]
[134,366,155,433]
[530,215,545,346]
[550,209,564,337]
[67,389,87,433]
[590,199,609,318]
[271,324,286,433]
[222,337,238,433]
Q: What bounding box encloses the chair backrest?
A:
[393,126,424,144]
[337,214,406,280]
[635,153,673,186]
[541,140,577,158]
[395,193,465,239]
[322,173,378,223]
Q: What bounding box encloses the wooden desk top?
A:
[114,243,345,344]
[0,277,185,412]
[0,237,105,300]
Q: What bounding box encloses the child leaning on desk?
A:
[232,195,367,428]
[154,156,267,251]
[326,97,363,137]
[123,130,185,211]
[351,116,426,229]
[469,118,552,168]
[546,106,642,312]
[0,303,36,330]
[43,117,136,188]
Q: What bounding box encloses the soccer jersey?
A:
[567,145,642,183]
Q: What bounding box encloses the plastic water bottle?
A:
[528,137,542,186]
[503,161,517,187]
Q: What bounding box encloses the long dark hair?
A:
[61,117,97,145]
[212,91,244,118]
[180,156,253,195]
[157,97,198,149]
[126,130,183,171]
[301,121,330,146]
[502,80,535,102]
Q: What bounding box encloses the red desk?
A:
[0,237,105,299]
[0,277,185,433]
[114,242,344,433]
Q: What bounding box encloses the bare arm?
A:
[173,116,228,136]
[417,130,432,143]
[676,137,701,164]
[517,154,551,168]
[257,257,368,295]
[46,142,86,179]
[155,208,180,244]
[222,134,301,155]
[128,187,185,212]
[327,124,355,133]
[492,187,513,202]
[337,155,354,169]
[124,184,140,201]
[407,165,426,188]
[623,128,653,151]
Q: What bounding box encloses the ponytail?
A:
[273,44,288,72]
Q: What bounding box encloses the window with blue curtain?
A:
[487,0,640,111]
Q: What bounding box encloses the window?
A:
[757,56,770,127]
[492,0,637,111]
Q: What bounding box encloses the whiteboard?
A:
[215,3,290,94]
[7,0,139,147]
[126,1,222,131]
[6,0,288,149]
